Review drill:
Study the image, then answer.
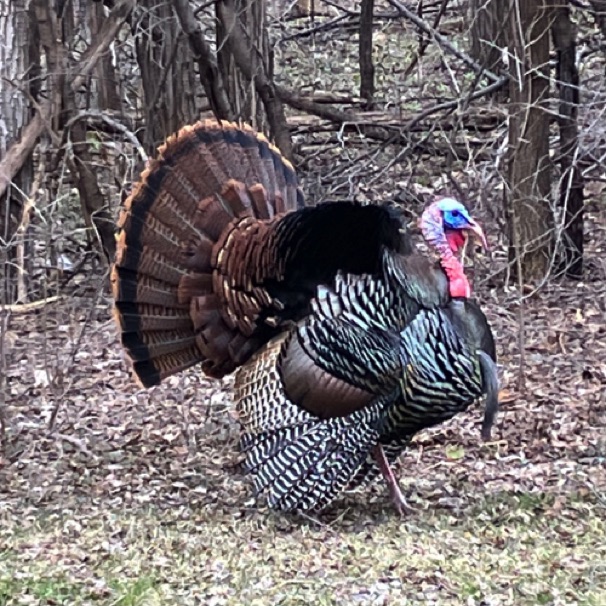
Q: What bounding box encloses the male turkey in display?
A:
[111,119,499,514]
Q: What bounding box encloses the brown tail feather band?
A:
[112,120,304,386]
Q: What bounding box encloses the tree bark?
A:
[506,0,554,281]
[0,0,38,303]
[551,1,583,278]
[134,0,201,154]
[359,0,375,107]
[469,0,507,76]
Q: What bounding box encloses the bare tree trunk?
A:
[134,0,201,153]
[469,0,507,100]
[0,0,37,304]
[216,0,293,160]
[551,2,584,278]
[359,0,375,107]
[171,0,234,121]
[216,0,269,130]
[588,1,606,43]
[506,0,553,281]
[89,1,123,113]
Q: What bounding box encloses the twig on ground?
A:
[3,297,63,313]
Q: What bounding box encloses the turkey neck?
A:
[419,204,470,298]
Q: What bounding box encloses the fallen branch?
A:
[2,296,62,313]
[402,77,508,132]
[278,14,352,43]
[277,77,507,146]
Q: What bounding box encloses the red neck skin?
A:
[419,204,471,298]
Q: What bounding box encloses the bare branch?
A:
[0,101,51,201]
[62,111,148,164]
[386,0,504,83]
[71,0,136,92]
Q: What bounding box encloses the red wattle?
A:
[449,275,471,298]
[445,230,466,253]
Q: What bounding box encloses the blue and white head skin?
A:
[418,196,488,299]
[424,197,488,253]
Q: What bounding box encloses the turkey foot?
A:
[372,444,414,515]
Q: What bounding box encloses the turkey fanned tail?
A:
[111,119,407,388]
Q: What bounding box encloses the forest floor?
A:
[1,217,605,605]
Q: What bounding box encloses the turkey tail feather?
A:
[112,120,303,387]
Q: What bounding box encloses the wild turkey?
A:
[111,119,499,514]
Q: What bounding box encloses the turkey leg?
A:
[372,444,412,515]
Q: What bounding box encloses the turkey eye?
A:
[451,210,460,217]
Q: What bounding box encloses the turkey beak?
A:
[467,220,488,250]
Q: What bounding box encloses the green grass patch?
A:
[1,490,604,605]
